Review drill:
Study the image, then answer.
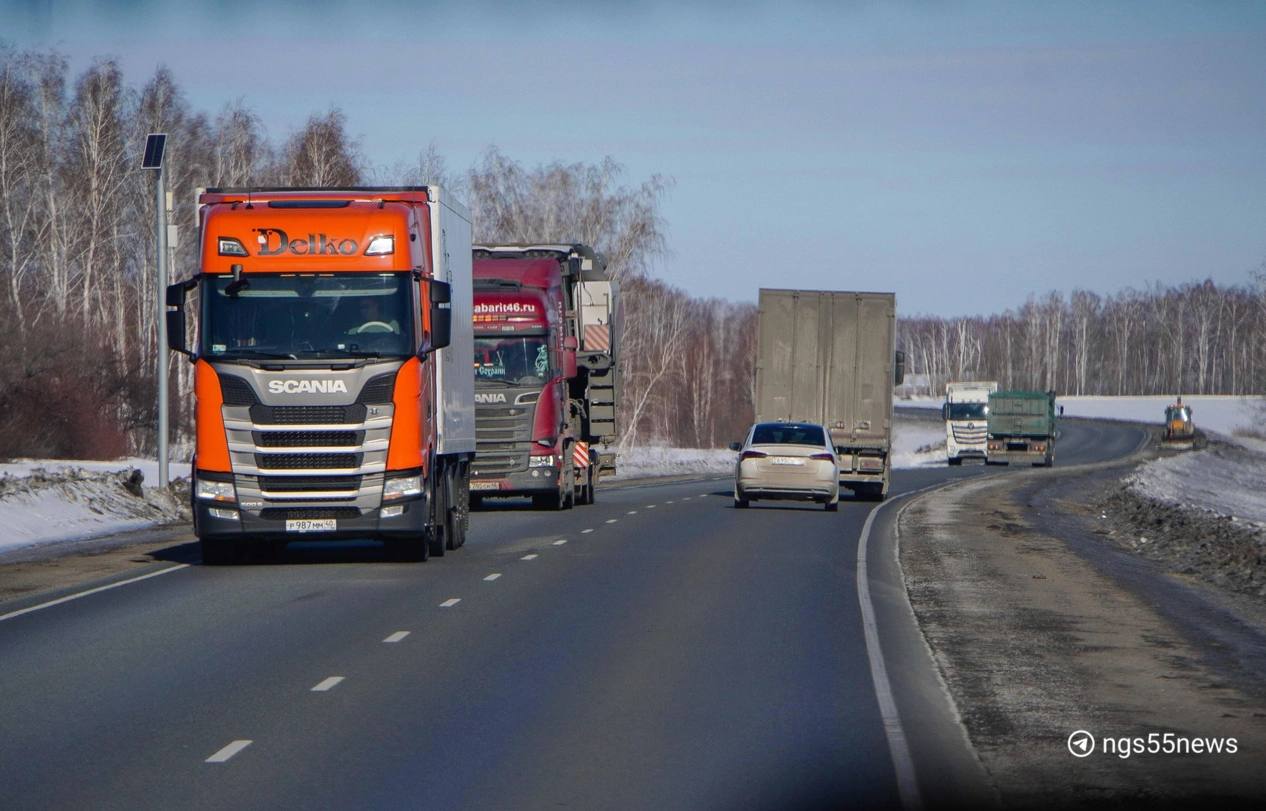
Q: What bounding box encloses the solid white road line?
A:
[383,631,410,643]
[206,740,252,763]
[521,554,538,561]
[0,564,190,623]
[484,573,502,581]
[311,676,344,692]
[856,484,944,811]
[605,519,618,524]
[439,598,461,608]
[581,529,594,534]
[553,539,568,546]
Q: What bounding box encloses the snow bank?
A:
[0,460,189,556]
[1128,444,1266,529]
[608,446,734,480]
[891,420,947,468]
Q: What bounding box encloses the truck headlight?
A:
[529,455,556,468]
[196,478,236,503]
[383,473,423,501]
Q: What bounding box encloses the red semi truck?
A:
[165,186,475,563]
[469,244,619,509]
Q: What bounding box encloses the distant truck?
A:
[985,390,1057,466]
[469,244,619,509]
[942,381,998,465]
[754,289,905,500]
[166,186,475,563]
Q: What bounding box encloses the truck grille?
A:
[258,475,362,492]
[254,430,363,448]
[250,404,367,425]
[951,425,986,443]
[474,403,532,444]
[473,443,529,476]
[260,507,360,521]
[255,453,363,470]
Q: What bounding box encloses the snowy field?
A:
[900,394,1265,443]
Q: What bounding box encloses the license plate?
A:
[285,519,336,533]
[470,481,501,491]
[771,457,806,466]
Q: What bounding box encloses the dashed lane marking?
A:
[206,740,252,763]
[581,529,594,534]
[553,539,568,546]
[646,504,656,508]
[311,676,344,692]
[627,510,638,515]
[605,519,618,524]
[521,554,539,560]
[484,573,502,581]
[383,631,409,643]
[439,598,461,608]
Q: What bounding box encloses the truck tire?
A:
[201,538,240,565]
[447,466,469,550]
[429,478,448,557]
[948,457,963,466]
[825,500,838,512]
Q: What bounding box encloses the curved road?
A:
[0,418,1147,810]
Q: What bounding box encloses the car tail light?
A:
[740,450,767,461]
[810,452,836,461]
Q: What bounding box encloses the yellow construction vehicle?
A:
[1162,397,1196,450]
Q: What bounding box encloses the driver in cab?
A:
[347,296,400,335]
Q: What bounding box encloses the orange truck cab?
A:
[469,245,619,509]
[166,187,474,563]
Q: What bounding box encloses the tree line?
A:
[0,47,1260,461]
[899,279,1266,399]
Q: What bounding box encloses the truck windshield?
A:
[474,336,550,385]
[948,403,987,420]
[201,272,415,360]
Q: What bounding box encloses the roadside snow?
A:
[0,460,189,556]
[1128,445,1266,529]
[900,394,1265,443]
[891,420,947,468]
[608,446,734,480]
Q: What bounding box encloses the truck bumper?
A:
[194,496,428,542]
[469,467,561,498]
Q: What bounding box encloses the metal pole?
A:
[156,163,169,488]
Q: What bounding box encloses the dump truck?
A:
[942,381,998,465]
[468,244,619,509]
[166,186,475,563]
[754,289,905,500]
[985,390,1056,466]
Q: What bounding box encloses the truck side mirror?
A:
[894,350,906,386]
[941,403,949,421]
[427,280,452,352]
[562,335,578,378]
[165,282,191,357]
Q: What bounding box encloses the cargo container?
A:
[986,390,1057,466]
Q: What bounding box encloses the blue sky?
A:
[5,1,1265,316]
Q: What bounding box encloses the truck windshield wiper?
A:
[221,349,296,360]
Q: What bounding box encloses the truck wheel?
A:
[825,500,839,512]
[948,458,963,466]
[429,479,448,557]
[201,538,240,565]
[446,470,468,550]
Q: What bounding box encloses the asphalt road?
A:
[0,418,1147,810]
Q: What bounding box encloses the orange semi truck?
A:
[165,187,475,563]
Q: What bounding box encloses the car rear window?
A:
[751,424,826,446]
